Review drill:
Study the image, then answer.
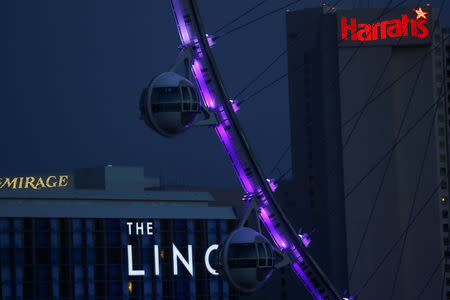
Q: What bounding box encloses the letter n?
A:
[173,244,193,276]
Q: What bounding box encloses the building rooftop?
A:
[0,166,237,220]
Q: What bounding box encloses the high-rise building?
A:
[284,6,449,299]
[0,166,239,300]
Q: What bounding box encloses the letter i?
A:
[154,245,160,275]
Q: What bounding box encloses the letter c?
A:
[205,244,219,276]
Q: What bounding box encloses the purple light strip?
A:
[171,3,190,45]
[259,207,288,249]
[215,124,255,193]
[292,262,325,300]
[191,60,215,109]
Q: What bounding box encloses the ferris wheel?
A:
[139,1,349,299]
[139,0,450,299]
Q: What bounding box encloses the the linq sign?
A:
[338,7,432,46]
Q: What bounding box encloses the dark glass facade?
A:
[0,218,239,300]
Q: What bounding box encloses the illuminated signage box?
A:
[337,7,433,47]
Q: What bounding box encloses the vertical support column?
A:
[141,220,152,300]
[0,219,12,300]
[120,220,130,300]
[50,219,59,299]
[187,220,196,300]
[13,219,23,299]
[72,219,84,298]
[85,219,95,300]
[220,220,230,300]
[153,220,163,300]
[207,220,219,300]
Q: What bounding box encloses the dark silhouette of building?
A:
[283,6,449,300]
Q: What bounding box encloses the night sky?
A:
[1,0,449,187]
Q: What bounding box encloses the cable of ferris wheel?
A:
[355,177,444,297]
[416,255,446,299]
[212,0,268,35]
[347,56,429,282]
[215,0,303,40]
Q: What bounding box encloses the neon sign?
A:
[340,7,430,42]
[0,175,70,190]
[126,221,219,277]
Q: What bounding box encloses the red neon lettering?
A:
[371,23,381,40]
[386,20,402,38]
[401,14,417,36]
[357,23,372,41]
[416,19,429,38]
[341,13,428,41]
[341,17,357,40]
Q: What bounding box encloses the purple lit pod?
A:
[140,72,201,137]
[218,227,274,294]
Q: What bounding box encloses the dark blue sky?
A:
[1,0,448,187]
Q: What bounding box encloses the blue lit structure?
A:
[0,166,239,300]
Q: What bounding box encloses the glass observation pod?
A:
[219,227,275,294]
[140,72,201,137]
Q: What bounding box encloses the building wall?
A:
[283,8,349,299]
[339,41,442,300]
[439,26,450,300]
[0,217,239,300]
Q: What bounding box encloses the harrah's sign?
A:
[340,7,430,42]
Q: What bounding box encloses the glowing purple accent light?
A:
[171,3,190,45]
[215,124,255,193]
[266,178,278,192]
[259,208,288,249]
[193,39,203,58]
[205,34,215,47]
[298,233,311,248]
[191,60,215,109]
[229,100,240,112]
[292,262,325,300]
